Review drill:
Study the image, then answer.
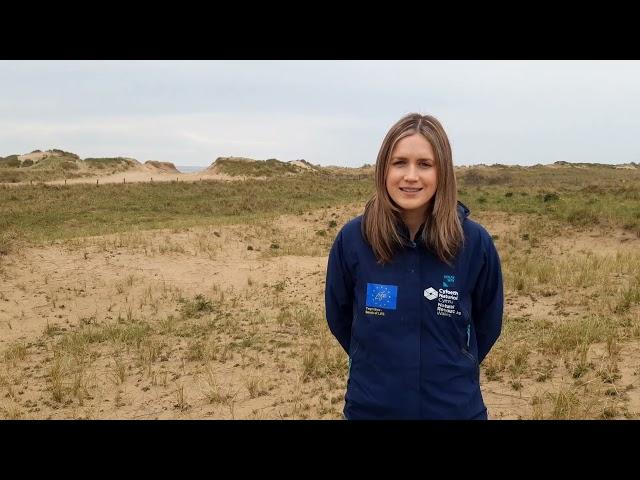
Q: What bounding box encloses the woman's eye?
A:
[420,162,432,168]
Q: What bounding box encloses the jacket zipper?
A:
[462,324,475,362]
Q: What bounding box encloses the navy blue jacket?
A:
[325,203,503,420]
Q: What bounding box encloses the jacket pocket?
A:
[459,306,478,372]
[461,321,477,363]
[458,304,473,354]
[461,345,476,363]
[461,345,479,384]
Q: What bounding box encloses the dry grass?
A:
[1,165,640,419]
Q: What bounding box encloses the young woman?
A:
[325,113,503,420]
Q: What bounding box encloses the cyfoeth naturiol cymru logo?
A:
[424,287,438,301]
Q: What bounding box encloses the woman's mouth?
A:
[400,187,423,193]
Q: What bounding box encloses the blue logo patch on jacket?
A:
[366,283,398,310]
[443,275,455,288]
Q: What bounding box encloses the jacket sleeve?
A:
[471,232,504,364]
[325,229,355,354]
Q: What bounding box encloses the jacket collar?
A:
[396,219,426,245]
[395,201,470,244]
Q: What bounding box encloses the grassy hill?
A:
[0,150,147,183]
[206,157,320,177]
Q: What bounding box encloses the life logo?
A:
[365,283,398,317]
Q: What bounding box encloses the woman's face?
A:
[385,133,438,216]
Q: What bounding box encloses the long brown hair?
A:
[361,113,463,264]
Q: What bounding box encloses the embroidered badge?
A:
[365,283,398,311]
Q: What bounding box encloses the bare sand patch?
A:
[1,208,639,419]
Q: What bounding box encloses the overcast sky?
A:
[2,60,639,167]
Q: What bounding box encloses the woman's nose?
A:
[404,165,419,181]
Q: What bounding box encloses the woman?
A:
[325,113,503,420]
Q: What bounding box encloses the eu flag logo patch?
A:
[366,283,398,310]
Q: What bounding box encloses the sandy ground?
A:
[1,206,639,419]
[0,207,352,419]
[46,171,240,186]
[0,167,266,187]
[0,168,275,187]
